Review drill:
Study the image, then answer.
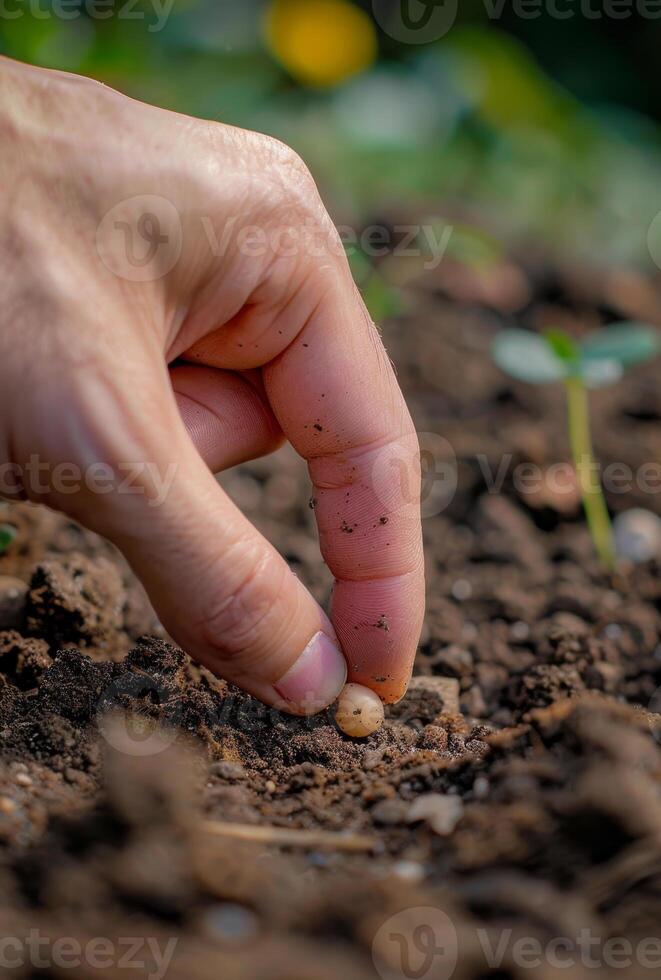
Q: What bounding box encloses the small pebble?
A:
[265,780,276,794]
[15,773,32,788]
[510,620,530,642]
[203,903,259,944]
[335,683,384,737]
[451,578,472,601]
[613,508,661,563]
[473,776,490,800]
[391,860,425,883]
[406,793,464,836]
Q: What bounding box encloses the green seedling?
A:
[0,524,16,555]
[492,323,660,570]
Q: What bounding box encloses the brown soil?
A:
[1,267,661,979]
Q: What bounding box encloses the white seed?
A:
[335,683,384,737]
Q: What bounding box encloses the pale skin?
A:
[0,56,425,716]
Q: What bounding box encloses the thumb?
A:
[32,366,348,716]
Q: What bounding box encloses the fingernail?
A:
[274,631,347,714]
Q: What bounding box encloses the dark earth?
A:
[1,258,661,979]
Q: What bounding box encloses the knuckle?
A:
[258,134,315,184]
[198,546,287,661]
[251,133,323,212]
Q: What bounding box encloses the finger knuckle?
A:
[252,133,324,212]
[198,546,286,661]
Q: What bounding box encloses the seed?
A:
[335,683,384,738]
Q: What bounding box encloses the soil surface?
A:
[1,264,661,979]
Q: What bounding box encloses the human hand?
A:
[0,57,424,715]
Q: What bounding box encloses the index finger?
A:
[263,261,425,703]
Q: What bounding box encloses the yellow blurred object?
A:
[265,0,377,88]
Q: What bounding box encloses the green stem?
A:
[565,377,615,571]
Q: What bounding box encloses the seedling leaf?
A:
[0,524,16,554]
[580,323,659,368]
[543,328,580,364]
[492,329,567,384]
[580,358,623,389]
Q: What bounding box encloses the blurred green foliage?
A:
[2,0,661,285]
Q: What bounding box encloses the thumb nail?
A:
[274,631,347,715]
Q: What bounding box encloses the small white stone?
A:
[510,621,530,642]
[451,579,472,601]
[473,776,490,800]
[406,793,464,836]
[203,903,258,944]
[614,509,661,563]
[391,860,425,882]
